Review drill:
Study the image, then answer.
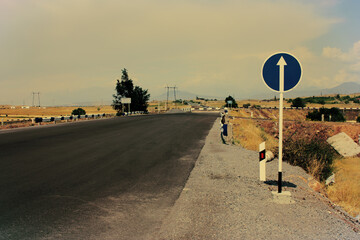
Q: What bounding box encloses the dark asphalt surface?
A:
[0,113,217,239]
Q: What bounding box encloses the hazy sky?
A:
[1,0,360,105]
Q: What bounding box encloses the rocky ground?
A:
[153,119,360,240]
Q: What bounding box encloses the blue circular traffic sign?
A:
[262,52,302,92]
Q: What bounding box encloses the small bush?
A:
[243,103,251,108]
[357,116,360,123]
[291,97,306,108]
[282,136,338,181]
[71,108,86,115]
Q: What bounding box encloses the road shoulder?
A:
[154,119,360,240]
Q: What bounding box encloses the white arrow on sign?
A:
[276,56,287,92]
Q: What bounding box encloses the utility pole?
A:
[32,92,40,107]
[173,86,177,101]
[165,86,178,110]
[37,92,41,107]
[166,86,169,111]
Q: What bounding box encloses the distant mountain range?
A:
[245,81,360,100]
[278,81,360,99]
[322,82,360,95]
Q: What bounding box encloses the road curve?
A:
[0,113,217,239]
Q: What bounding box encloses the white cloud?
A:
[321,40,360,95]
[334,69,359,84]
[349,62,360,72]
[323,40,360,64]
[323,47,351,61]
[319,40,360,87]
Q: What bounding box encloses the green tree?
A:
[243,103,251,108]
[306,107,345,122]
[224,96,238,108]
[72,108,86,115]
[291,97,306,108]
[131,86,150,112]
[112,69,150,114]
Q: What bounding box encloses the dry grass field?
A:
[0,105,116,119]
[327,157,360,217]
[230,108,309,121]
[230,118,277,152]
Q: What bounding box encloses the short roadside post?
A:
[262,52,302,193]
[259,142,266,181]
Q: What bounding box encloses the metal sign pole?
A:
[279,91,283,193]
[277,56,286,193]
[262,52,302,198]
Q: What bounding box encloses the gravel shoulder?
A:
[154,119,360,240]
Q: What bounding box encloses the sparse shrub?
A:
[282,136,338,181]
[71,108,86,115]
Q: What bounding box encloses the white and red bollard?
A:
[259,142,266,182]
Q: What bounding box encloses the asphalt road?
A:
[0,113,217,239]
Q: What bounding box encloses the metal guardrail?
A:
[1,112,149,128]
[34,113,109,123]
